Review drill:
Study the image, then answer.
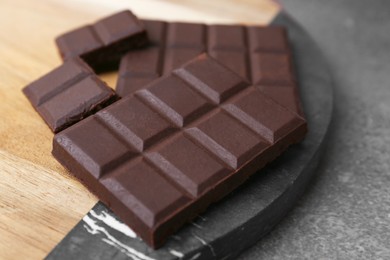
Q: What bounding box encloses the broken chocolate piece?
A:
[23,57,116,132]
[56,10,148,72]
[116,20,302,116]
[53,54,307,248]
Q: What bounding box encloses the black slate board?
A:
[46,12,334,260]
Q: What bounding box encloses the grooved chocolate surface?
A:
[116,20,302,115]
[23,57,116,133]
[56,10,148,72]
[53,55,307,248]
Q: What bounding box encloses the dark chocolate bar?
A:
[53,54,307,248]
[116,20,303,116]
[23,57,116,133]
[56,10,148,72]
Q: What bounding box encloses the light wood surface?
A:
[0,0,279,259]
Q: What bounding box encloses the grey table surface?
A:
[240,0,390,259]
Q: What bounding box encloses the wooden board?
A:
[0,1,279,259]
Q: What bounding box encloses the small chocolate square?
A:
[23,58,116,132]
[56,10,148,72]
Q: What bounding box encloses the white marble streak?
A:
[83,214,154,260]
[188,252,202,260]
[89,209,137,238]
[193,234,216,257]
[169,249,184,258]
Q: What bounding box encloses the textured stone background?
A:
[240,0,390,259]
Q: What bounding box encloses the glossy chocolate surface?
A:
[116,20,302,115]
[53,55,307,248]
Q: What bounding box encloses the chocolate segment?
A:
[53,55,307,248]
[56,10,148,72]
[23,58,116,133]
[116,20,302,116]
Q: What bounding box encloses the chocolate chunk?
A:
[116,20,302,116]
[53,54,307,248]
[56,10,148,72]
[23,57,116,133]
